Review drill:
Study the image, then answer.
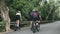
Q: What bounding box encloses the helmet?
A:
[18,11,21,13]
[32,9,38,12]
[32,9,36,11]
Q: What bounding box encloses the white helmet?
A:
[32,9,36,11]
[32,9,38,12]
[18,11,21,13]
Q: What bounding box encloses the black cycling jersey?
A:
[16,15,20,20]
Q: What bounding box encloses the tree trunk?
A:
[46,6,53,20]
[40,0,46,7]
[0,0,10,32]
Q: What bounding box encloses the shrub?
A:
[0,22,6,32]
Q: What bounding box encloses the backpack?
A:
[33,12,38,17]
[33,12,38,16]
[30,12,38,17]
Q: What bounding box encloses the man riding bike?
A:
[29,9,41,30]
[15,11,22,31]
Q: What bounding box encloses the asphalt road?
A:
[7,21,60,34]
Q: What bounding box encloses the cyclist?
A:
[29,9,41,29]
[15,11,21,28]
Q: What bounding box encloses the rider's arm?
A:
[20,13,22,21]
[39,15,42,21]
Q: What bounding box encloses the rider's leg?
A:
[16,20,19,27]
[30,21,33,28]
[30,16,33,28]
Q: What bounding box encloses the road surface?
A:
[6,21,60,34]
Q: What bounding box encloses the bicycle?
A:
[14,23,20,31]
[31,20,40,33]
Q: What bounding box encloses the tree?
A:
[0,0,10,32]
[4,0,59,22]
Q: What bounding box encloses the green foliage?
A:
[0,22,6,32]
[5,0,41,21]
[4,0,59,21]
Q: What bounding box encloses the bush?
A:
[0,22,6,32]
